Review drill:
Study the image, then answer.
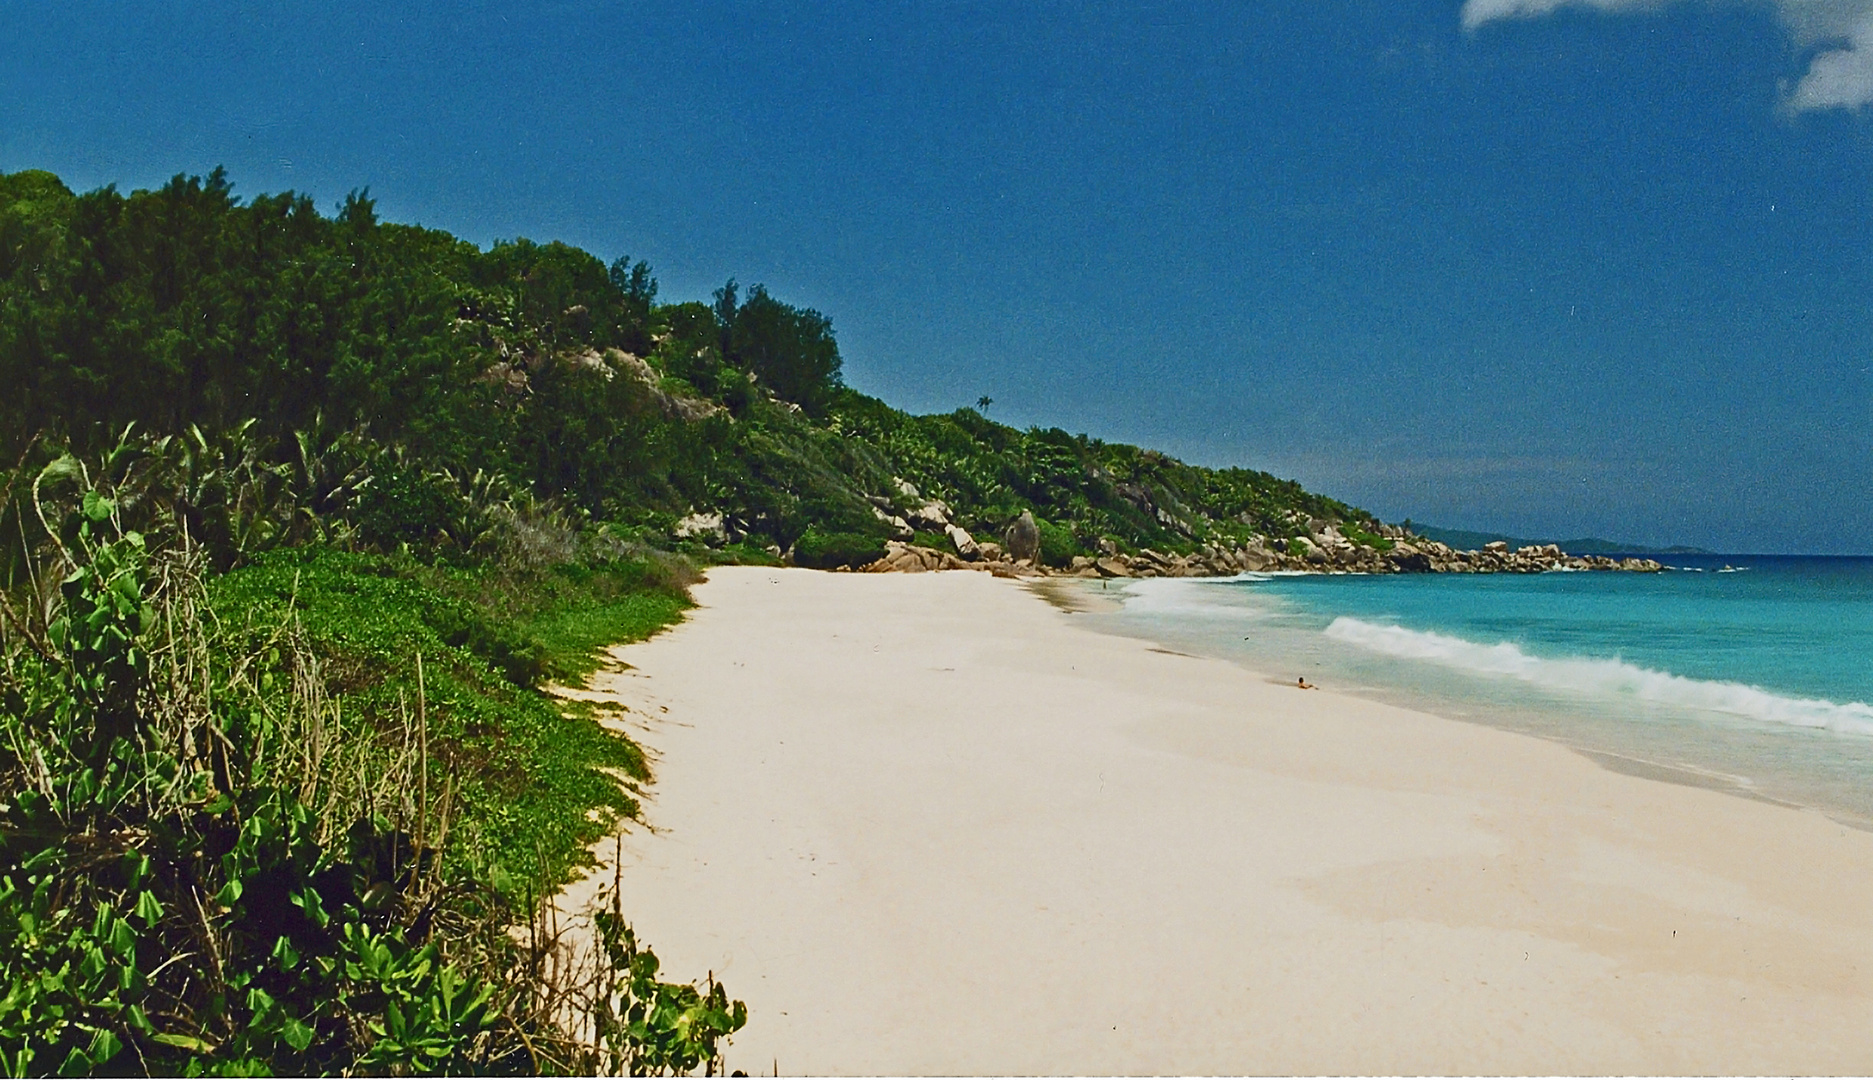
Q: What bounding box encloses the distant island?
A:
[1409,524,1714,557]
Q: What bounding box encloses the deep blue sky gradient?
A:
[4,1,1870,551]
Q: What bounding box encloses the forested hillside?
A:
[0,167,1372,574]
[0,167,1377,1075]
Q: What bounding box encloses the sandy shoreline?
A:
[559,566,1873,1075]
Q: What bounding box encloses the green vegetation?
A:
[790,527,887,571]
[0,165,1386,1074]
[1338,521,1394,552]
[0,167,1372,562]
[825,396,1365,557]
[208,547,677,886]
[0,449,740,1075]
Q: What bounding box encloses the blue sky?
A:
[4,1,1871,551]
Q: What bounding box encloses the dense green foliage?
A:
[209,547,672,888]
[790,528,887,571]
[0,487,515,1074]
[824,395,1360,564]
[0,443,741,1073]
[1,167,1372,568]
[716,281,843,420]
[0,168,724,524]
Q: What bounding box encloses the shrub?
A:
[791,528,885,569]
[1033,518,1084,567]
[355,462,464,551]
[0,476,743,1076]
[0,493,504,1074]
[1339,521,1394,551]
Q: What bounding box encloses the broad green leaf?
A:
[152,1032,217,1054]
[109,916,136,958]
[81,489,113,522]
[86,1027,122,1067]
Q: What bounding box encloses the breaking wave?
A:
[1324,617,1873,737]
[1115,575,1274,618]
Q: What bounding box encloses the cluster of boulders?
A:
[673,510,728,543]
[862,539,1024,577]
[864,477,964,541]
[1374,539,1663,575]
[485,347,726,422]
[855,514,1664,578]
[674,477,1667,578]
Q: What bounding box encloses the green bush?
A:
[720,282,843,418]
[1340,521,1394,551]
[705,541,784,567]
[585,901,747,1075]
[0,496,505,1075]
[0,485,742,1076]
[355,463,464,551]
[791,528,886,569]
[210,546,654,888]
[1033,518,1084,567]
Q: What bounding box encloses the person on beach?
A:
[1297,676,1315,689]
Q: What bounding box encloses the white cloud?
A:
[1460,0,1662,32]
[1461,0,1873,110]
[1781,2,1873,108]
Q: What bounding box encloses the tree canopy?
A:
[0,167,1371,561]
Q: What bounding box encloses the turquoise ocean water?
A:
[1082,555,1873,825]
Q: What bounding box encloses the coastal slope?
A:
[577,567,1873,1075]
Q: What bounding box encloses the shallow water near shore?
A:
[1071,555,1873,826]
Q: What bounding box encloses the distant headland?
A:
[1409,524,1714,557]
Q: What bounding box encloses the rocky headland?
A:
[859,516,1665,578]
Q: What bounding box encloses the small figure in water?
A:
[1297,676,1316,690]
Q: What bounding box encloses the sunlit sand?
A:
[560,566,1873,1075]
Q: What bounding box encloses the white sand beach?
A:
[559,566,1873,1075]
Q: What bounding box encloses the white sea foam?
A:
[1324,617,1873,737]
[1117,576,1268,618]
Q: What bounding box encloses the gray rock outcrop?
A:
[1386,541,1433,572]
[908,499,953,530]
[673,511,726,545]
[862,541,974,574]
[1005,511,1041,565]
[871,505,914,540]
